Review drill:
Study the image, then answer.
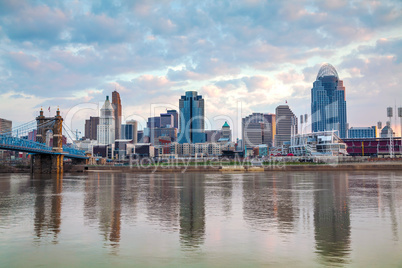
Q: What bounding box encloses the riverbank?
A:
[82,161,402,173]
[2,161,402,174]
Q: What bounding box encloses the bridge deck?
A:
[0,135,88,159]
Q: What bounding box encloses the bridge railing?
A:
[1,134,87,157]
[0,134,53,153]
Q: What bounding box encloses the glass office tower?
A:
[178,91,206,144]
[311,63,348,138]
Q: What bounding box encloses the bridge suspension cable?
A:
[2,119,57,139]
[62,124,79,148]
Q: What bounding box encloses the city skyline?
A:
[0,1,401,137]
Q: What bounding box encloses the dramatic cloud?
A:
[0,0,401,136]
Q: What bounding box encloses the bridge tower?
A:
[32,108,64,174]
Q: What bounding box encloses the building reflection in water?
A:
[179,173,205,249]
[243,174,275,231]
[216,174,234,217]
[145,174,180,230]
[275,173,298,233]
[242,173,298,232]
[350,172,399,241]
[313,172,351,265]
[32,173,63,244]
[84,173,126,250]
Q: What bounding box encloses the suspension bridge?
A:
[0,108,88,173]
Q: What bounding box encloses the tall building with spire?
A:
[311,63,348,138]
[112,91,122,140]
[97,96,115,145]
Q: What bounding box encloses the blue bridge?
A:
[0,135,87,159]
[0,108,88,173]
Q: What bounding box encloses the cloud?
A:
[0,0,401,137]
[1,4,68,44]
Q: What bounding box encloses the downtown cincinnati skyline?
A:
[0,0,401,138]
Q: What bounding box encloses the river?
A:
[1,171,401,267]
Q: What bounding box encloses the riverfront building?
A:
[311,63,348,138]
[97,96,115,145]
[275,105,297,147]
[348,126,377,139]
[178,91,206,144]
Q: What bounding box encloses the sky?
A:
[0,0,401,138]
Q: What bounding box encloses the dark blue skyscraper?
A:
[178,91,206,144]
[311,63,348,138]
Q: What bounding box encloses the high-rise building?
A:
[178,91,205,144]
[218,122,232,142]
[348,126,377,139]
[167,110,179,128]
[121,120,138,143]
[0,118,12,134]
[275,105,297,147]
[205,130,221,142]
[160,113,174,128]
[147,117,161,128]
[311,63,348,138]
[263,114,276,147]
[112,91,122,140]
[97,96,115,145]
[127,120,138,143]
[145,127,177,144]
[137,130,144,143]
[84,116,99,140]
[242,113,271,151]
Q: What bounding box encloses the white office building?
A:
[97,96,115,145]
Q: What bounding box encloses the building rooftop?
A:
[317,63,339,80]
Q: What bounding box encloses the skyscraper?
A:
[167,110,179,128]
[121,120,138,143]
[147,117,160,128]
[97,96,115,145]
[84,116,99,140]
[160,113,174,128]
[178,91,205,144]
[263,114,276,147]
[311,63,348,138]
[242,113,271,151]
[127,120,138,143]
[112,91,122,140]
[275,105,297,147]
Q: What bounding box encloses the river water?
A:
[0,171,401,267]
